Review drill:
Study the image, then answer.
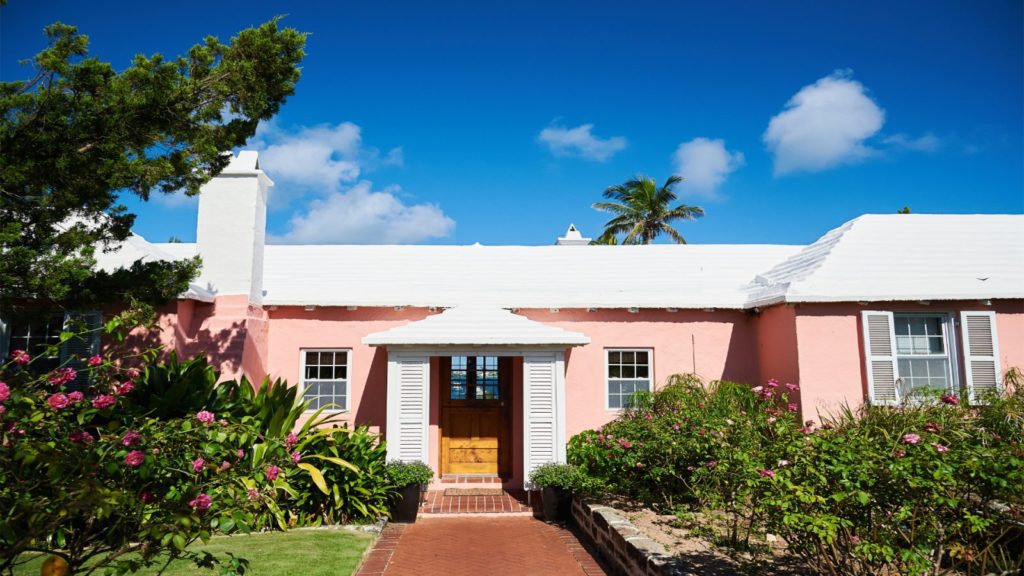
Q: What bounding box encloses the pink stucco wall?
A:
[792,300,1024,421]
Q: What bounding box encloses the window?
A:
[893,313,956,396]
[449,356,500,400]
[1,311,101,388]
[300,349,350,411]
[606,349,651,409]
[6,312,65,373]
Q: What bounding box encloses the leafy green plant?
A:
[528,463,598,495]
[384,460,434,488]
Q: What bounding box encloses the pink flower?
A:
[87,355,103,367]
[285,432,298,448]
[901,433,922,445]
[619,439,632,449]
[48,367,77,386]
[265,465,281,481]
[68,391,84,403]
[850,535,861,545]
[125,450,146,467]
[767,417,777,424]
[924,422,941,433]
[47,393,70,410]
[237,449,245,459]
[114,381,134,396]
[247,488,260,501]
[291,450,301,464]
[787,403,799,413]
[777,459,791,467]
[931,443,949,453]
[69,430,94,444]
[188,493,212,511]
[139,491,156,504]
[11,350,30,365]
[672,424,680,432]
[151,447,160,454]
[91,394,117,410]
[0,382,9,402]
[766,378,779,389]
[636,462,644,468]
[219,419,229,427]
[192,457,205,473]
[0,405,5,415]
[785,382,799,392]
[218,460,232,473]
[706,460,718,469]
[125,368,141,380]
[940,393,960,406]
[121,430,142,446]
[752,386,763,394]
[892,448,906,458]
[758,468,776,478]
[196,410,215,424]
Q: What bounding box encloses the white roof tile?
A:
[362,306,591,346]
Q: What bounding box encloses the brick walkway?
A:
[355,517,608,576]
[420,489,535,514]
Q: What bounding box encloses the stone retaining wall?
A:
[571,498,680,576]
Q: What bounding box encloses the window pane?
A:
[636,351,648,364]
[622,351,635,364]
[636,365,649,378]
[609,365,621,378]
[622,365,635,378]
[608,381,620,394]
[319,366,333,379]
[305,351,318,365]
[608,351,621,364]
[608,395,621,409]
[305,366,318,379]
[636,381,651,394]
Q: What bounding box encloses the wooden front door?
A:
[440,356,511,476]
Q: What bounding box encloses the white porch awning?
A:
[363,306,590,347]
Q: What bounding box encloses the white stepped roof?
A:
[362,306,590,346]
[747,214,1024,306]
[255,243,801,309]
[93,234,214,302]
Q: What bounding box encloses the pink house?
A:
[11,152,1021,489]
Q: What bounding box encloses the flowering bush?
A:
[0,310,367,574]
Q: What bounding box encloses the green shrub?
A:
[528,462,599,494]
[384,460,434,488]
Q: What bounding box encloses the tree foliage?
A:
[592,175,704,244]
[0,17,306,308]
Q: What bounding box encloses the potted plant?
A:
[385,460,434,523]
[529,462,589,523]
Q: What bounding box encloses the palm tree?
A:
[592,175,704,244]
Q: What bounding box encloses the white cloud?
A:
[270,181,455,244]
[883,133,942,152]
[672,138,745,198]
[764,70,885,175]
[538,123,626,162]
[152,191,199,208]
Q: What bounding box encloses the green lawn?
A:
[13,529,375,576]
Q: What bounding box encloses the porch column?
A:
[522,351,567,486]
[385,352,430,462]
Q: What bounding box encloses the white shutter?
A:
[523,353,566,487]
[385,354,429,462]
[960,311,1002,404]
[862,311,899,405]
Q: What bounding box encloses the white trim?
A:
[298,348,351,413]
[523,352,565,488]
[555,351,567,464]
[960,310,1002,404]
[603,347,654,411]
[385,352,430,463]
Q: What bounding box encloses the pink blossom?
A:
[0,382,9,402]
[645,414,653,420]
[237,449,245,459]
[114,381,134,396]
[188,493,212,511]
[291,450,301,464]
[285,432,298,448]
[672,424,680,432]
[706,460,718,469]
[799,426,814,434]
[11,350,30,365]
[69,430,94,444]
[48,367,77,386]
[195,410,215,424]
[192,457,205,473]
[758,468,776,478]
[892,448,906,458]
[901,433,922,445]
[92,394,117,410]
[266,465,281,481]
[125,367,141,380]
[247,488,260,501]
[597,434,605,442]
[850,535,861,545]
[766,378,779,389]
[931,443,949,453]
[217,461,231,473]
[923,422,941,433]
[636,462,644,468]
[787,403,799,413]
[125,450,146,467]
[87,355,103,367]
[0,405,5,415]
[47,393,70,410]
[139,491,156,504]
[121,430,142,446]
[752,386,763,394]
[777,459,791,467]
[151,447,160,454]
[219,419,229,427]
[785,382,799,392]
[940,393,960,406]
[698,402,705,408]
[619,439,632,449]
[68,390,84,403]
[767,417,777,424]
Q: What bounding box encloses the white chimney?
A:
[555,223,591,246]
[195,151,272,303]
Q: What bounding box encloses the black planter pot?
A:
[542,486,572,523]
[390,483,422,523]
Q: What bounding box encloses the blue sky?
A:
[3,1,1022,246]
